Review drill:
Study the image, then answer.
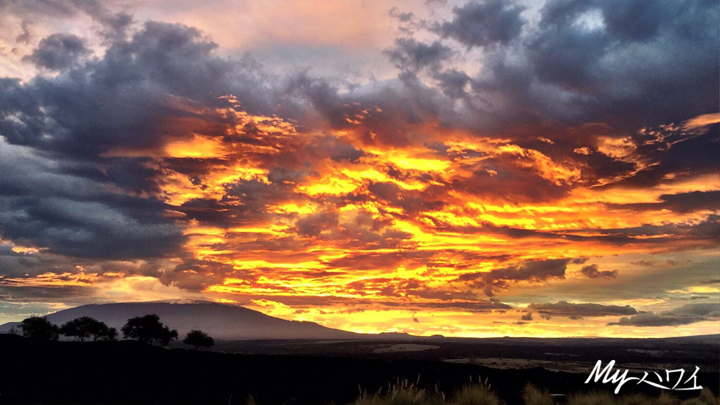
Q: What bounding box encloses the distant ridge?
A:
[0,300,366,340]
[2,300,717,342]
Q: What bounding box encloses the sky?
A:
[0,0,718,338]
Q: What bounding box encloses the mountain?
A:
[0,300,365,340]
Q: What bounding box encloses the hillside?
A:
[0,300,362,340]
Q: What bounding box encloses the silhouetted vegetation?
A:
[60,316,117,342]
[523,384,553,405]
[18,316,59,341]
[183,329,214,350]
[352,381,718,405]
[0,333,717,405]
[121,314,178,346]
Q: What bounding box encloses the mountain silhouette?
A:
[0,300,368,340]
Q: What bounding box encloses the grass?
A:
[523,384,553,405]
[347,381,719,405]
[242,377,719,405]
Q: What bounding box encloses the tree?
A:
[60,317,116,342]
[104,327,118,342]
[121,314,177,346]
[60,317,93,342]
[158,327,178,347]
[19,316,59,341]
[183,329,214,350]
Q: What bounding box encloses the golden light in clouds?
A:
[8,105,718,336]
[48,108,716,337]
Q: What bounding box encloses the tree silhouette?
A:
[183,329,214,350]
[19,316,59,341]
[121,314,177,346]
[158,327,178,346]
[60,317,116,342]
[105,327,118,342]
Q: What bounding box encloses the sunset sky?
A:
[0,0,718,338]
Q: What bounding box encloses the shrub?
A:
[354,379,444,405]
[449,384,500,405]
[567,391,615,405]
[653,392,680,405]
[183,329,214,350]
[697,388,719,405]
[523,383,554,405]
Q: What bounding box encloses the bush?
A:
[567,391,615,405]
[523,384,553,405]
[354,379,444,405]
[183,329,214,350]
[697,388,719,405]
[449,384,500,405]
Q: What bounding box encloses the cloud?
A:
[385,38,454,74]
[0,140,185,259]
[609,191,720,214]
[458,258,571,296]
[580,264,618,279]
[1,21,277,158]
[608,303,720,326]
[0,0,717,336]
[529,301,637,318]
[463,0,719,130]
[435,0,526,48]
[22,33,90,70]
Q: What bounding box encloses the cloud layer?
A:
[0,0,717,336]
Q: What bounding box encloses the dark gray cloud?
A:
[22,33,89,70]
[0,21,275,158]
[580,264,618,279]
[296,212,339,237]
[157,259,235,291]
[458,258,571,296]
[453,0,719,132]
[0,283,96,302]
[590,214,720,242]
[436,0,526,48]
[0,0,134,41]
[608,303,720,326]
[0,19,303,266]
[529,301,637,318]
[610,127,720,191]
[385,38,454,74]
[0,141,185,260]
[530,0,718,128]
[608,191,720,214]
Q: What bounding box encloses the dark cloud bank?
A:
[608,303,720,327]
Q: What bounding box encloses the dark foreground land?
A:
[0,334,717,404]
